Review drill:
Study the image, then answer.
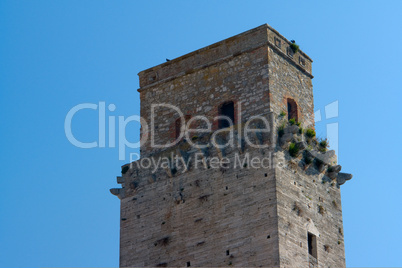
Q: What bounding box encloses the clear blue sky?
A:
[1,1,401,267]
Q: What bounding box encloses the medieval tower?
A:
[111,24,352,267]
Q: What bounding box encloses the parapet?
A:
[138,24,313,91]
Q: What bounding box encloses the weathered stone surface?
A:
[112,24,349,268]
[116,176,124,184]
[280,133,293,144]
[317,162,327,173]
[327,165,342,180]
[284,125,299,134]
[327,171,338,180]
[332,165,342,173]
[309,150,337,165]
[337,172,353,185]
[110,188,123,199]
[296,141,308,150]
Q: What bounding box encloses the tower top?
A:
[138,24,313,91]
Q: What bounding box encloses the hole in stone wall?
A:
[287,98,298,122]
[299,56,306,66]
[274,36,282,48]
[287,46,294,58]
[267,235,270,239]
[194,218,203,223]
[308,232,318,259]
[265,173,267,177]
[187,261,191,267]
[218,101,235,129]
[226,250,230,256]
[196,241,205,246]
[225,186,228,190]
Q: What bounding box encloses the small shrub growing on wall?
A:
[319,138,329,152]
[305,128,316,138]
[290,40,300,54]
[278,123,286,137]
[289,142,299,157]
[289,118,296,125]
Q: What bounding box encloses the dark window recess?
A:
[287,46,294,58]
[299,56,306,66]
[308,232,318,259]
[187,261,191,267]
[226,250,230,256]
[287,98,298,122]
[274,37,282,48]
[218,101,235,129]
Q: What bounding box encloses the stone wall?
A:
[111,24,350,268]
[268,47,315,128]
[138,24,313,157]
[274,151,346,268]
[117,136,280,267]
[138,45,269,157]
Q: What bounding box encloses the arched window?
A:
[287,98,298,122]
[218,101,235,129]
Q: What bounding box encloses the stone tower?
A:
[111,24,352,267]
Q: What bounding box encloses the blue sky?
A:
[1,1,401,267]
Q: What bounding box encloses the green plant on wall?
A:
[319,138,329,152]
[290,40,300,53]
[289,118,296,125]
[278,122,286,137]
[289,142,299,157]
[305,128,316,138]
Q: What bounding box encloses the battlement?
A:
[111,112,352,200]
[111,113,275,199]
[138,24,313,90]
